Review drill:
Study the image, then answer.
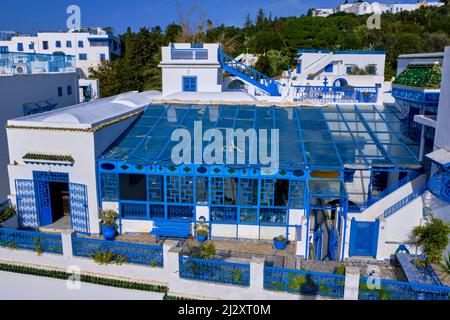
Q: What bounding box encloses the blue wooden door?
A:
[69,183,90,234]
[349,218,380,258]
[35,180,52,226]
[15,179,39,229]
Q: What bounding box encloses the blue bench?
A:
[150,221,192,239]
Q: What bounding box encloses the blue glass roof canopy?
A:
[101,104,421,171]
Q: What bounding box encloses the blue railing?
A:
[383,184,427,218]
[179,256,250,287]
[0,228,63,255]
[359,277,450,300]
[0,52,76,76]
[72,236,164,267]
[297,49,385,55]
[348,171,422,213]
[171,49,208,60]
[264,266,345,298]
[293,85,378,103]
[219,49,283,96]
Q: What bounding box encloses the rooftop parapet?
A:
[160,43,221,65]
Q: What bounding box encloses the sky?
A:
[0,0,421,34]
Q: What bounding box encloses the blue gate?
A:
[69,183,90,234]
[349,218,380,258]
[15,179,39,229]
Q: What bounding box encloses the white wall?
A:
[161,67,222,97]
[0,73,79,200]
[6,114,140,234]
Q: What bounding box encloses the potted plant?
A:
[273,235,288,250]
[307,73,316,80]
[196,219,209,243]
[100,209,118,241]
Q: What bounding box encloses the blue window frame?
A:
[182,76,197,92]
[78,40,84,48]
[296,61,302,74]
[0,46,8,53]
[66,41,72,48]
[42,41,49,50]
[28,43,35,50]
[67,85,72,96]
[55,41,61,48]
[79,53,88,61]
[17,43,23,51]
[100,53,106,61]
[325,64,334,73]
[57,87,63,97]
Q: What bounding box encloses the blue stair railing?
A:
[383,184,427,218]
[218,49,283,96]
[348,170,423,213]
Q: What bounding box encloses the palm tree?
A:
[440,253,450,279]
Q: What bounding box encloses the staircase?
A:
[301,53,333,76]
[383,184,428,219]
[219,49,282,96]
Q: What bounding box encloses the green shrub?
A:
[99,209,118,227]
[335,264,346,275]
[34,237,44,256]
[92,250,127,265]
[412,217,450,263]
[0,206,16,224]
[0,262,168,293]
[440,252,450,279]
[199,243,216,259]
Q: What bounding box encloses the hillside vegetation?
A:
[89,5,450,97]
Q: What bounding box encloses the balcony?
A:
[0,52,76,76]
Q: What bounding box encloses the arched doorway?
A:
[333,78,348,87]
[227,79,246,91]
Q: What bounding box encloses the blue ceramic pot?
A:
[102,225,116,241]
[274,238,288,250]
[197,235,208,243]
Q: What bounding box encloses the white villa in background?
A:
[312,1,444,17]
[0,27,121,101]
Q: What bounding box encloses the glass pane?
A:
[119,174,146,201]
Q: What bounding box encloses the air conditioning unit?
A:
[15,64,27,74]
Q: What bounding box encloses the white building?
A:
[0,27,120,101]
[0,52,79,200]
[313,1,444,17]
[312,8,336,17]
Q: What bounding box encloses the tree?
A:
[244,14,253,28]
[412,217,450,263]
[256,8,266,26]
[254,54,271,76]
[266,50,290,76]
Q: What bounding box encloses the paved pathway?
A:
[0,271,164,300]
